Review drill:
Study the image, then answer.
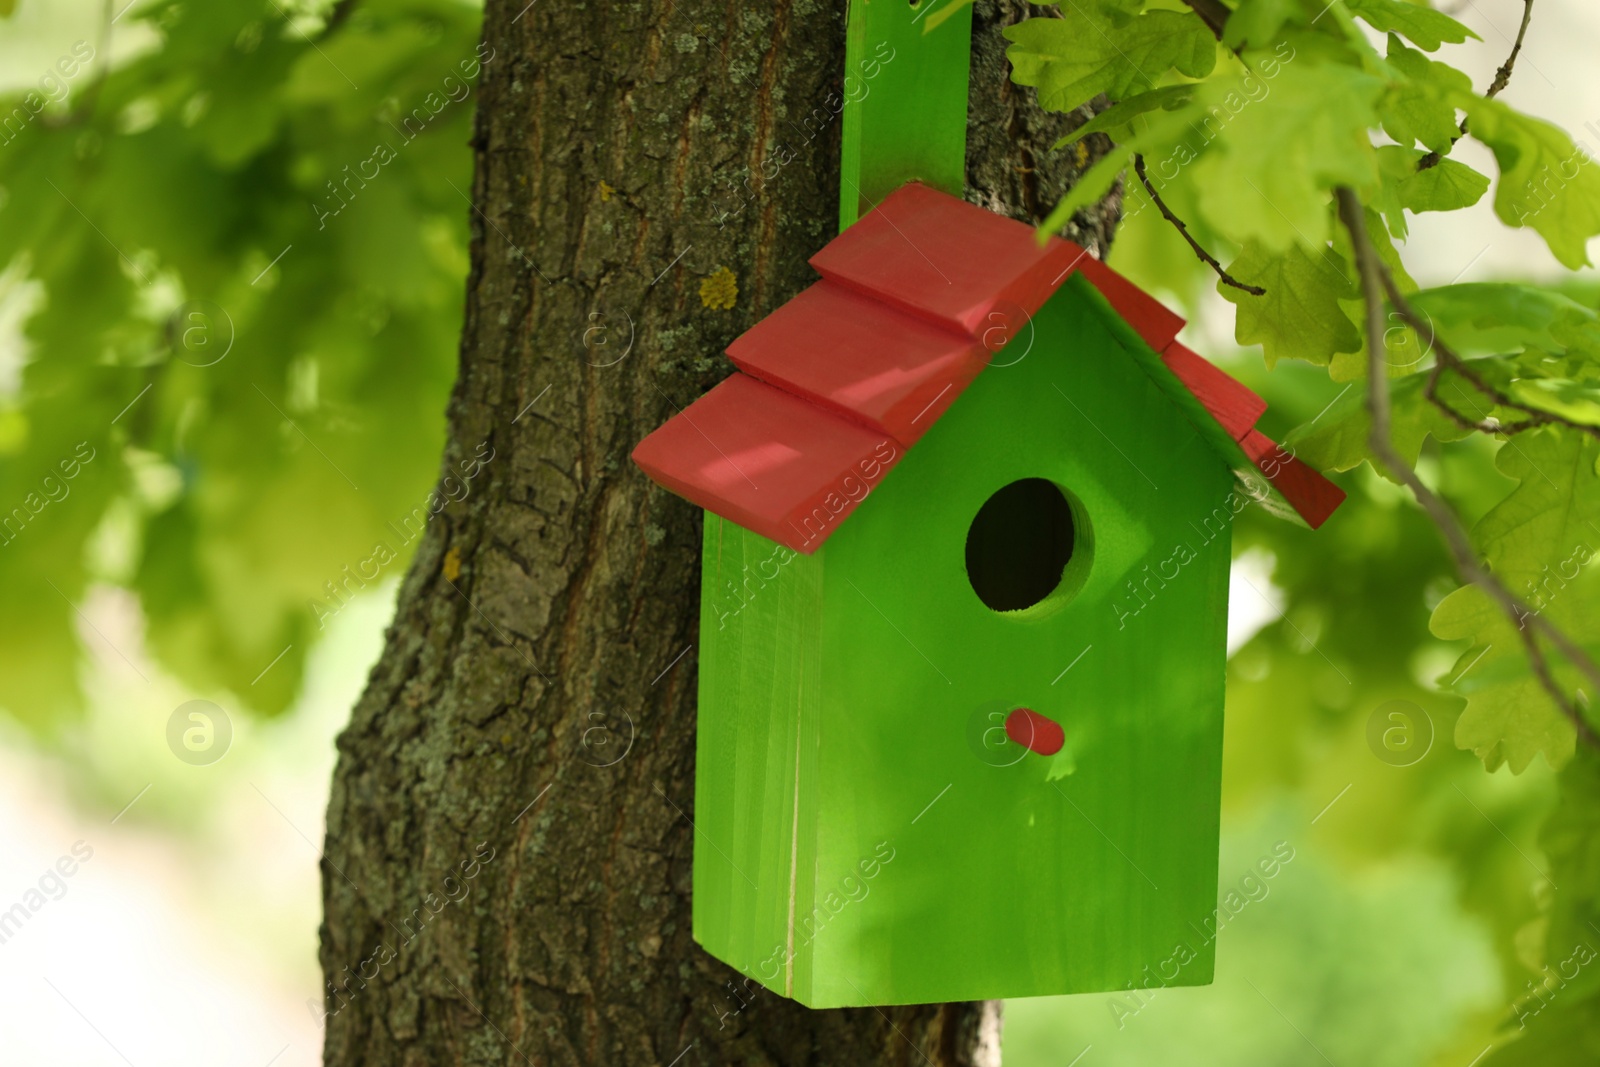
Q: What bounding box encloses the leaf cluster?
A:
[1009,10,1600,1052]
[0,0,480,723]
[1009,0,1600,772]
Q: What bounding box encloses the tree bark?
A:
[319,2,1117,1064]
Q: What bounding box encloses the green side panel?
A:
[839,0,972,229]
[692,516,825,996]
[793,286,1236,1007]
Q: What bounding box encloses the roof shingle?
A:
[633,182,1344,550]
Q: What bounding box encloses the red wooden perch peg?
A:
[1004,708,1064,757]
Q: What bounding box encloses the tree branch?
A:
[1424,359,1499,435]
[1420,0,1534,170]
[1383,277,1600,442]
[1422,358,1548,438]
[1336,186,1600,751]
[1133,154,1265,295]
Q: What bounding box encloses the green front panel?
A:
[692,516,825,994]
[799,282,1236,1006]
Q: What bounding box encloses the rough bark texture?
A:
[319,2,1117,1064]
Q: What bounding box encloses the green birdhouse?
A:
[632,180,1341,1008]
[630,4,1345,1010]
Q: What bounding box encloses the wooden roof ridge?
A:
[632,182,1343,553]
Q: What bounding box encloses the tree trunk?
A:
[318,1,1116,1063]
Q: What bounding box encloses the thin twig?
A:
[1485,0,1535,100]
[1424,359,1496,435]
[1422,358,1542,437]
[1385,284,1600,442]
[1425,349,1600,439]
[1179,0,1232,39]
[1420,0,1535,170]
[1337,186,1600,751]
[1133,155,1265,295]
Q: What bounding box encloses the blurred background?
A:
[0,1,1596,1064]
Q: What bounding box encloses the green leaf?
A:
[1380,35,1471,153]
[1435,581,1583,773]
[1483,989,1600,1066]
[1038,143,1136,237]
[1383,32,1474,94]
[1287,370,1475,475]
[1223,0,1304,49]
[1362,203,1419,293]
[1189,65,1383,250]
[1432,432,1600,772]
[1038,84,1203,236]
[1220,240,1362,367]
[1484,747,1600,1062]
[1323,205,1420,379]
[0,0,17,16]
[1372,144,1421,239]
[1052,84,1196,149]
[1345,0,1479,51]
[1005,7,1216,116]
[1534,751,1600,1000]
[1396,158,1491,213]
[1411,283,1600,355]
[1508,377,1600,428]
[1464,97,1600,270]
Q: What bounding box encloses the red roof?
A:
[633,182,1344,553]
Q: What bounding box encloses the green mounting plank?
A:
[839,0,973,229]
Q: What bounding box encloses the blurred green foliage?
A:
[3,0,1600,1064]
[995,175,1599,1066]
[1002,2,1600,1060]
[0,0,478,723]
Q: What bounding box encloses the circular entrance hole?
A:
[965,478,1080,612]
